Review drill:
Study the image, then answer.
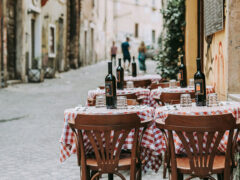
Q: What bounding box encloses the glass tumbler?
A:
[169,80,177,89]
[95,95,106,108]
[189,79,194,88]
[207,93,218,107]
[126,81,134,89]
[117,96,127,109]
[180,94,192,107]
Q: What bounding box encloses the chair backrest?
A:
[150,81,181,90]
[69,113,141,173]
[165,114,236,179]
[133,80,152,88]
[160,91,195,105]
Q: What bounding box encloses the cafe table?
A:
[87,88,151,105]
[125,74,162,83]
[149,86,215,108]
[59,105,163,172]
[154,101,240,154]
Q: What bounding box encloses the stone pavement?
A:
[0,60,167,180]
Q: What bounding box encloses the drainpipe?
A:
[197,0,204,71]
[0,0,5,88]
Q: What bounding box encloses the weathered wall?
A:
[203,30,227,100]
[185,0,198,83]
[0,0,8,87]
[41,0,67,71]
[227,0,240,94]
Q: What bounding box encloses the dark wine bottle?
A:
[132,56,137,77]
[105,62,117,109]
[116,58,124,90]
[194,58,206,106]
[178,56,187,88]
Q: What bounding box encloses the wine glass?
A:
[169,80,176,89]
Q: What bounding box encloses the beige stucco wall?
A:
[185,0,198,83]
[203,30,227,100]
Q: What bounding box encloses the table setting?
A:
[87,87,151,106]
[154,101,240,155]
[59,104,167,171]
[149,84,215,108]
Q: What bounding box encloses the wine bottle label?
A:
[105,81,113,97]
[117,71,121,82]
[178,70,183,80]
[195,79,204,95]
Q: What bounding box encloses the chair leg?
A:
[163,153,168,178]
[177,172,183,180]
[217,173,223,180]
[108,173,113,180]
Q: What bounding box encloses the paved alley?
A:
[0,60,163,180]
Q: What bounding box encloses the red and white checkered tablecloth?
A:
[60,106,164,172]
[87,88,151,105]
[149,86,215,108]
[154,102,240,154]
[125,74,162,83]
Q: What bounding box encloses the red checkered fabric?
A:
[60,107,164,172]
[149,86,215,108]
[154,102,240,154]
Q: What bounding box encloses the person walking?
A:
[138,41,147,73]
[121,37,131,70]
[110,41,117,66]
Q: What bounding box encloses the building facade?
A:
[79,0,163,65]
[184,0,240,100]
[0,0,82,87]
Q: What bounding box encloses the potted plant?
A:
[28,57,44,83]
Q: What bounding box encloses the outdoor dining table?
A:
[87,88,151,105]
[59,105,164,172]
[125,74,162,83]
[154,101,240,155]
[149,86,215,108]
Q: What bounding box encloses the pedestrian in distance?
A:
[110,41,117,66]
[121,37,131,71]
[138,41,147,73]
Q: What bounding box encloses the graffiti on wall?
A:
[205,37,226,99]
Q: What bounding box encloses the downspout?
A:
[0,0,5,87]
[197,0,204,71]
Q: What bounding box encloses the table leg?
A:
[108,173,113,180]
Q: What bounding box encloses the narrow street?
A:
[0,60,161,180]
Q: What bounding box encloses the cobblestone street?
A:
[0,60,163,180]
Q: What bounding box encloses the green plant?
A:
[156,0,185,80]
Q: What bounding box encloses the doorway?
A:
[7,0,17,80]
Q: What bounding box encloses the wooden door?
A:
[7,0,17,80]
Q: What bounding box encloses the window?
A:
[135,0,139,5]
[152,30,156,43]
[135,23,139,38]
[48,24,56,57]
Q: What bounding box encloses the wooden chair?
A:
[124,80,152,88]
[156,114,237,180]
[69,113,143,180]
[154,91,195,106]
[149,81,180,90]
